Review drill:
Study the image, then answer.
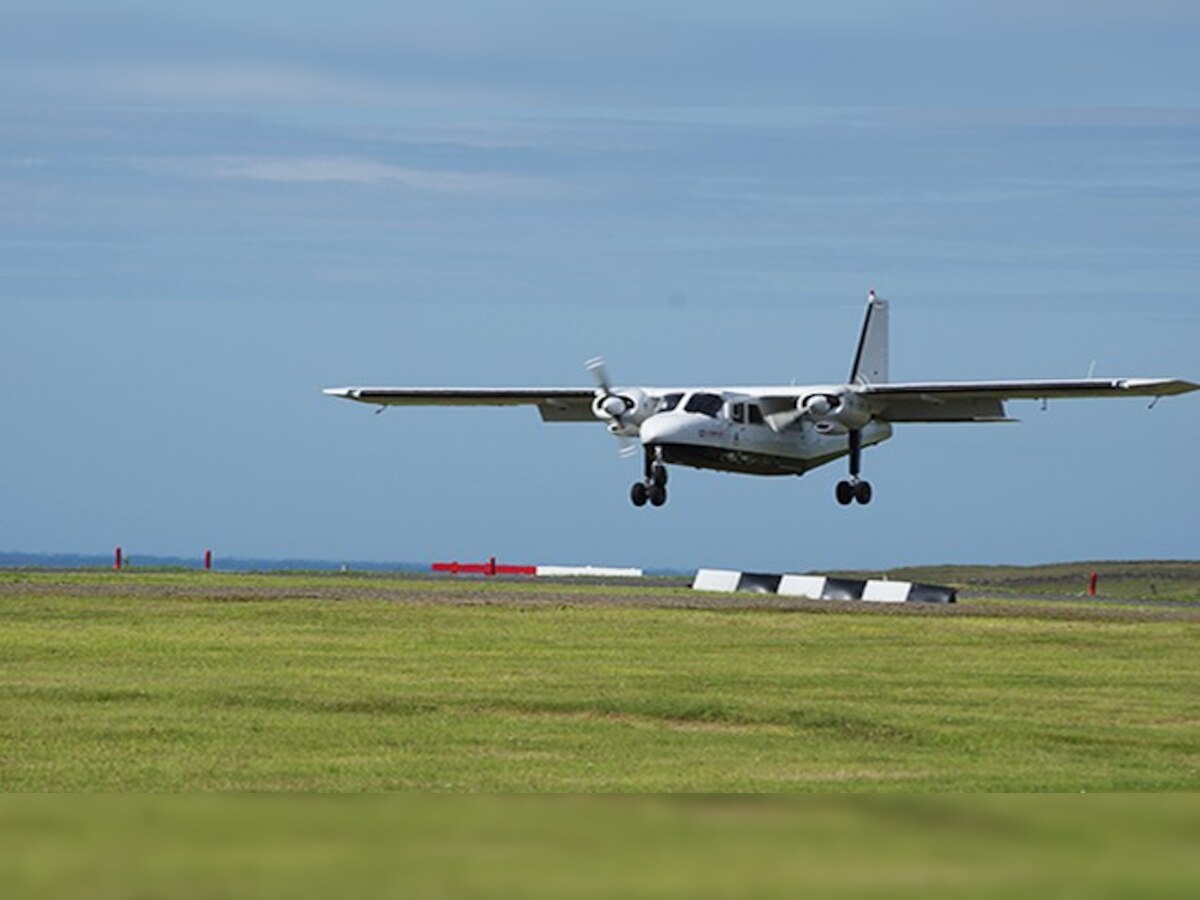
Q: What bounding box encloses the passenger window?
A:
[684,392,724,418]
[658,392,683,413]
[747,404,764,425]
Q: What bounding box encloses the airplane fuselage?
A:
[638,393,892,476]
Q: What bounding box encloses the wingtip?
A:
[1142,379,1200,396]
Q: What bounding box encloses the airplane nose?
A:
[639,413,692,446]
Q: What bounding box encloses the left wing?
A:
[322,387,597,422]
[860,377,1198,423]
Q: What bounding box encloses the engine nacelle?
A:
[799,391,871,433]
[802,394,834,418]
[592,388,651,433]
[594,394,629,420]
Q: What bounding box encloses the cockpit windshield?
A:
[683,392,724,418]
[658,392,684,413]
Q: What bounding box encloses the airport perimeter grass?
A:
[1,572,1197,791]
[2,796,1197,899]
[837,560,1200,603]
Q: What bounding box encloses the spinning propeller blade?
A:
[585,356,613,394]
[585,356,639,456]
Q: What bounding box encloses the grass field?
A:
[1,795,1197,899]
[1,570,1196,792]
[834,559,1200,602]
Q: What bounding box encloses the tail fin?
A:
[850,290,888,385]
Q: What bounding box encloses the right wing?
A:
[861,377,1199,422]
[322,387,598,422]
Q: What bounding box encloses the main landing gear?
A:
[631,447,668,507]
[835,428,873,506]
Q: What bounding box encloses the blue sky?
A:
[2,5,1198,571]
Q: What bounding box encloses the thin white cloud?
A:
[14,61,529,107]
[1,157,49,170]
[140,155,557,196]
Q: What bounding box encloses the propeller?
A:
[796,390,871,434]
[802,393,837,419]
[767,391,869,433]
[585,356,639,457]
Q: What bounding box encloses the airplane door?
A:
[730,401,746,446]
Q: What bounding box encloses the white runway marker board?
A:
[692,569,956,603]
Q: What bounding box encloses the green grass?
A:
[1,796,1197,899]
[831,560,1200,602]
[1,572,1197,791]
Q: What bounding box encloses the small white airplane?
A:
[325,292,1197,508]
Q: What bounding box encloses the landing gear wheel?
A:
[630,482,648,507]
[838,429,874,507]
[651,464,668,488]
[648,483,667,507]
[854,480,873,505]
[835,480,854,506]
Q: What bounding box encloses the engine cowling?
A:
[799,391,871,434]
[592,388,649,437]
[594,394,630,420]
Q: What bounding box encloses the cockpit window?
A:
[747,404,764,425]
[658,392,684,413]
[684,392,724,418]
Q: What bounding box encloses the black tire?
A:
[651,464,668,488]
[630,482,648,507]
[854,480,873,505]
[835,480,854,506]
[649,484,667,507]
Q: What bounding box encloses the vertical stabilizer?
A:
[850,290,889,385]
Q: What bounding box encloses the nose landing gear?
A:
[835,428,873,506]
[631,447,668,507]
